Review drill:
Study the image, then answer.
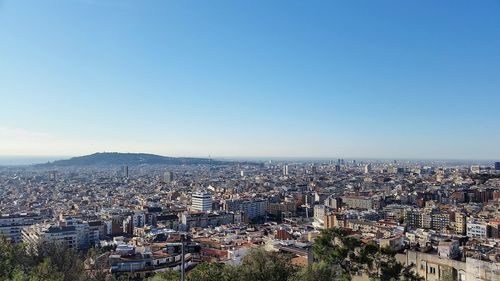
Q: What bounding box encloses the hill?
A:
[38,152,224,167]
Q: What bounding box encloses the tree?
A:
[84,248,111,281]
[401,264,424,281]
[147,270,180,281]
[312,228,424,281]
[187,263,238,281]
[312,228,360,280]
[239,248,297,281]
[0,236,92,281]
[291,261,339,281]
[29,259,64,281]
[33,241,85,281]
[0,236,32,281]
[146,249,296,281]
[11,266,29,281]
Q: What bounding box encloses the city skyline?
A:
[2,2,500,281]
[1,0,500,159]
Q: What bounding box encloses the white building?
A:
[313,204,325,229]
[283,165,289,176]
[223,198,267,220]
[133,212,146,228]
[467,222,488,238]
[22,224,79,252]
[364,164,372,174]
[191,192,212,212]
[0,213,41,243]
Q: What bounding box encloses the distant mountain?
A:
[38,152,224,167]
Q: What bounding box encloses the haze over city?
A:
[1,0,499,160]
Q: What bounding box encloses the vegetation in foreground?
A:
[147,228,423,281]
[0,228,424,281]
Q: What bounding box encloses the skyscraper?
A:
[495,162,500,170]
[122,165,129,179]
[283,165,289,176]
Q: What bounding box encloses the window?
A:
[429,267,436,274]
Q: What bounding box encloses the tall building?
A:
[191,192,212,212]
[48,171,56,182]
[132,212,145,228]
[455,212,466,235]
[405,209,423,229]
[311,165,317,175]
[313,204,326,227]
[431,212,451,231]
[364,164,372,174]
[283,165,289,176]
[164,171,174,183]
[122,165,129,179]
[495,162,500,170]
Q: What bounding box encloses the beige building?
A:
[397,250,500,281]
[342,196,373,210]
[397,250,466,281]
[455,213,466,235]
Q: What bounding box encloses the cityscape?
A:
[1,154,499,280]
[1,1,500,281]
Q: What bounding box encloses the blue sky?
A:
[0,0,499,159]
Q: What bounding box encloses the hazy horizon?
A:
[1,0,499,159]
[0,152,498,166]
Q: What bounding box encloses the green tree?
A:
[291,261,339,281]
[239,248,297,281]
[0,236,32,281]
[312,228,424,281]
[11,266,29,281]
[312,228,360,280]
[0,236,92,281]
[85,248,111,281]
[29,258,64,281]
[33,242,85,281]
[187,263,238,281]
[147,270,181,281]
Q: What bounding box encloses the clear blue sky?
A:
[0,0,499,160]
